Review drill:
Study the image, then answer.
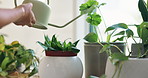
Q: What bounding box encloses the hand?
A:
[14,3,36,27]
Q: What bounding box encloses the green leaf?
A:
[73,40,80,47]
[79,0,98,14]
[126,29,134,38]
[29,67,38,77]
[37,41,48,50]
[113,36,124,42]
[110,53,128,65]
[0,71,8,77]
[52,35,57,43]
[86,13,102,26]
[71,47,80,53]
[106,34,111,43]
[0,35,5,44]
[1,57,10,70]
[84,32,98,42]
[113,31,125,36]
[138,0,148,21]
[138,22,148,44]
[44,35,51,47]
[44,35,50,42]
[106,23,128,32]
[0,68,2,72]
[105,26,116,32]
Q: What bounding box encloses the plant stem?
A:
[132,36,141,57]
[98,8,108,35]
[48,14,83,28]
[117,63,123,78]
[112,45,123,53]
[97,27,103,42]
[112,65,118,78]
[107,29,117,42]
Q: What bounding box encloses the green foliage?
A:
[84,32,98,42]
[109,53,128,65]
[79,0,99,15]
[0,35,38,77]
[138,0,148,21]
[37,35,80,53]
[86,13,102,26]
[105,23,134,42]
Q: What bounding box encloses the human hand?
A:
[14,3,36,27]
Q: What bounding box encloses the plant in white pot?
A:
[37,35,83,78]
[0,35,38,78]
[130,0,148,58]
[105,0,148,78]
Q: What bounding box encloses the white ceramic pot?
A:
[39,56,83,78]
[106,58,148,78]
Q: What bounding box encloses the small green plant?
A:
[37,35,80,53]
[0,35,38,77]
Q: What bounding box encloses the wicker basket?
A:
[0,72,29,78]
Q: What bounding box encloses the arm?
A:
[0,3,36,28]
[0,7,24,28]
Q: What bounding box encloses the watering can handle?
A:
[14,0,49,7]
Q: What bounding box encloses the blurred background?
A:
[0,0,143,78]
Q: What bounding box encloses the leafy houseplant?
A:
[37,35,80,56]
[82,0,129,77]
[37,35,83,78]
[104,0,148,78]
[130,0,148,57]
[0,35,38,78]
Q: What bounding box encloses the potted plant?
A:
[81,0,129,77]
[0,35,38,78]
[105,0,148,78]
[37,35,83,78]
[130,0,148,58]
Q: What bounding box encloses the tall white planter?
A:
[106,58,148,78]
[39,56,83,78]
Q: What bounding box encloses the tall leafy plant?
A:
[137,0,148,55]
